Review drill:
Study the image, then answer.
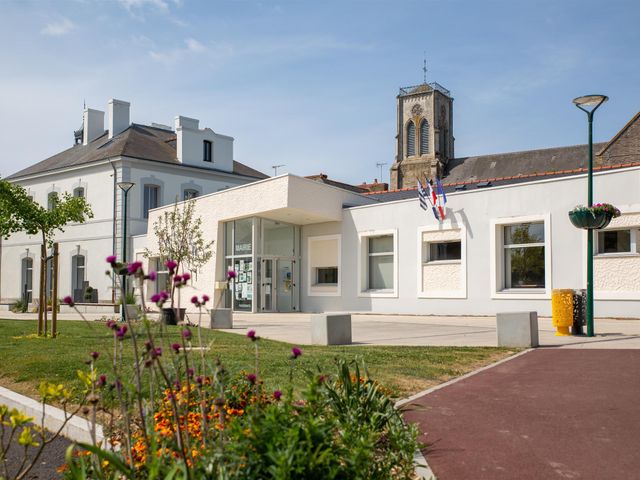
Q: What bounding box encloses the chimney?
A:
[174,116,200,164]
[108,99,130,139]
[82,108,105,145]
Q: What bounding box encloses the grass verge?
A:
[0,319,517,401]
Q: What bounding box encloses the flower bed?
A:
[51,257,421,479]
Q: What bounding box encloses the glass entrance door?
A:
[260,258,295,312]
[276,259,293,312]
[260,258,274,312]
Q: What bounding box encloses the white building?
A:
[4,84,640,319]
[0,99,267,305]
[138,84,640,319]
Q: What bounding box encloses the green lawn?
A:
[0,319,516,401]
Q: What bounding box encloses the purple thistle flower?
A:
[195,376,204,386]
[187,367,195,378]
[106,320,117,330]
[147,271,157,281]
[106,255,117,266]
[160,291,169,300]
[152,347,162,358]
[202,294,210,303]
[115,325,127,340]
[62,295,74,307]
[89,351,99,360]
[173,274,182,283]
[150,293,161,303]
[246,373,257,384]
[247,329,257,341]
[182,329,192,340]
[182,272,191,281]
[273,390,282,401]
[291,347,302,359]
[144,340,153,351]
[171,343,181,353]
[127,261,143,275]
[97,374,107,388]
[227,270,237,280]
[165,260,178,273]
[190,295,199,305]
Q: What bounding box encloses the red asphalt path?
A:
[404,349,640,480]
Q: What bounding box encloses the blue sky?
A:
[1,0,639,184]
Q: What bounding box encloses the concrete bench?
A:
[311,313,352,345]
[496,311,539,347]
[210,308,233,329]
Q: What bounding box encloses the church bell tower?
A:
[389,81,454,190]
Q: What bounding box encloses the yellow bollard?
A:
[551,289,574,336]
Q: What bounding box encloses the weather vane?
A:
[423,52,427,84]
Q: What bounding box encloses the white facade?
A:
[0,99,265,305]
[139,168,640,319]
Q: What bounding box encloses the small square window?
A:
[428,241,461,262]
[203,140,212,162]
[597,230,631,254]
[316,267,338,285]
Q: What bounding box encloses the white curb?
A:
[0,386,104,444]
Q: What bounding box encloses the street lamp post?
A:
[117,181,135,319]
[572,94,608,337]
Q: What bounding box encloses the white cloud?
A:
[149,38,208,64]
[40,17,75,36]
[185,38,206,53]
[118,0,170,13]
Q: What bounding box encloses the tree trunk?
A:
[52,242,58,338]
[38,243,45,336]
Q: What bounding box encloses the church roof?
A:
[6,124,268,180]
[443,143,606,185]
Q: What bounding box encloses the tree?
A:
[144,199,214,308]
[0,179,93,335]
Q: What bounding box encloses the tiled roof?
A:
[7,124,268,180]
[365,160,640,202]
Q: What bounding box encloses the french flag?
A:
[436,177,447,220]
[425,180,440,220]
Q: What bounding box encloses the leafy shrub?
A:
[55,256,420,479]
[10,298,28,313]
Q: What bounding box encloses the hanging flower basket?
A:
[568,203,621,230]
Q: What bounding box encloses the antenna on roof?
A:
[272,164,285,176]
[422,52,427,84]
[376,162,387,182]
[83,99,86,110]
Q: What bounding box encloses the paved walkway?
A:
[403,349,640,480]
[3,311,640,347]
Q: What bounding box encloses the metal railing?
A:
[399,82,450,97]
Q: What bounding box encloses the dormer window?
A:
[73,187,85,198]
[203,140,212,162]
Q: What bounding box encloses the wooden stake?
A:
[52,242,59,338]
[38,244,45,336]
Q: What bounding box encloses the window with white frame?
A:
[47,192,57,211]
[183,189,199,201]
[427,241,461,262]
[73,187,85,198]
[597,229,636,254]
[503,222,545,289]
[367,235,394,291]
[71,254,85,294]
[316,267,338,285]
[143,184,160,218]
[21,257,33,303]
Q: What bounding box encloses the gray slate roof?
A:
[443,143,606,185]
[7,124,268,180]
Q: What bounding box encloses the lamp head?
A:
[573,94,608,113]
[117,181,135,193]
